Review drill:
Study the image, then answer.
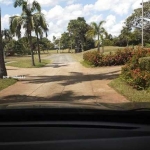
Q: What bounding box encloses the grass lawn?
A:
[0,78,17,91]
[6,58,50,68]
[5,52,51,68]
[80,61,95,68]
[109,78,150,102]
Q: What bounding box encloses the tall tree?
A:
[60,32,70,49]
[67,17,89,52]
[34,13,48,62]
[86,21,106,52]
[2,29,13,57]
[125,1,150,45]
[120,27,132,47]
[10,0,42,66]
[0,9,7,78]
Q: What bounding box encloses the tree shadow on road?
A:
[46,63,69,68]
[0,91,99,105]
[23,70,120,86]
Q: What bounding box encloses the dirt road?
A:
[0,54,128,107]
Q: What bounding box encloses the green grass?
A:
[6,59,50,68]
[80,61,94,68]
[0,78,17,91]
[109,78,150,102]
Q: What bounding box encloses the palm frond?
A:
[31,1,41,12]
[14,0,24,7]
[85,29,95,39]
[9,16,22,33]
[98,20,106,28]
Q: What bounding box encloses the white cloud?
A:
[0,0,12,5]
[94,0,131,15]
[30,0,79,7]
[66,0,78,5]
[104,15,116,28]
[87,15,103,24]
[109,20,125,36]
[2,0,148,40]
[1,14,10,29]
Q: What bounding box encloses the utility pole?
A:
[59,39,60,53]
[142,0,144,47]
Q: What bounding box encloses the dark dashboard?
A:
[0,108,150,150]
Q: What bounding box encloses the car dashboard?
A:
[0,108,150,150]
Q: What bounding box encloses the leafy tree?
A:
[40,37,54,50]
[86,21,106,52]
[119,26,132,47]
[83,38,95,50]
[60,32,70,49]
[0,9,7,78]
[2,29,13,41]
[125,1,150,45]
[10,0,42,66]
[67,17,89,52]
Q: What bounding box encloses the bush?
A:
[139,57,150,71]
[83,51,103,66]
[83,48,133,67]
[121,47,150,90]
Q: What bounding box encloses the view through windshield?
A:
[0,0,150,110]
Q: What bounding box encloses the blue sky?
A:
[0,0,145,40]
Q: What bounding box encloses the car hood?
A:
[0,101,150,111]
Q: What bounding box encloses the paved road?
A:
[0,54,128,107]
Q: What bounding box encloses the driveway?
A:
[0,54,128,107]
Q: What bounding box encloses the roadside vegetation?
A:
[6,58,50,68]
[0,78,17,91]
[109,78,150,102]
[83,47,133,67]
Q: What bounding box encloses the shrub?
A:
[83,51,103,66]
[139,57,150,71]
[83,48,133,67]
[121,47,150,90]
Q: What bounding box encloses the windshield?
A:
[0,0,150,111]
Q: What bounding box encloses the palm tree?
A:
[86,21,106,52]
[34,13,48,63]
[10,0,42,66]
[0,9,7,78]
[2,29,13,41]
[2,29,13,58]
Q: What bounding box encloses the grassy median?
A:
[109,78,150,102]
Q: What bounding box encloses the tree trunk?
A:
[127,38,129,47]
[37,34,41,63]
[71,41,72,53]
[97,35,100,53]
[0,9,7,78]
[102,45,104,53]
[29,33,35,66]
[101,40,104,53]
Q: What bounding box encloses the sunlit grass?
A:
[109,78,150,102]
[0,78,17,91]
[6,58,50,68]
